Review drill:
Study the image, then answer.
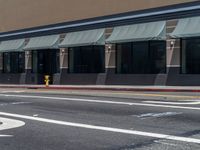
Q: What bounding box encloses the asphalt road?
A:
[0,89,200,150]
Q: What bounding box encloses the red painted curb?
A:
[0,85,200,92]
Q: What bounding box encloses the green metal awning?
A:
[171,16,200,38]
[24,34,60,50]
[106,21,166,43]
[59,28,105,48]
[0,39,25,52]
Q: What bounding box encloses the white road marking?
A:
[0,91,25,93]
[0,102,32,106]
[11,102,32,105]
[144,100,200,105]
[154,140,177,146]
[0,117,25,138]
[1,94,200,111]
[136,112,182,119]
[0,117,25,131]
[0,103,7,106]
[0,135,13,137]
[0,112,199,144]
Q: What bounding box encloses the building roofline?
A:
[0,1,200,41]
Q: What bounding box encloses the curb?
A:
[46,87,200,92]
[0,85,200,92]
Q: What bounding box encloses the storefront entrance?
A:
[32,49,60,84]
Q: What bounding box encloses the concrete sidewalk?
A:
[0,84,200,92]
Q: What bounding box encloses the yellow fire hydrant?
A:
[44,75,50,87]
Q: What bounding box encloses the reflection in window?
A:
[3,52,25,73]
[18,52,25,73]
[182,38,200,74]
[116,41,166,74]
[149,41,166,73]
[32,51,38,73]
[69,46,105,73]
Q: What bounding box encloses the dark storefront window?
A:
[3,53,11,73]
[3,52,25,73]
[32,49,60,74]
[182,38,200,74]
[132,42,149,73]
[69,46,105,73]
[116,41,166,74]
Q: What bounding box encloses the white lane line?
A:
[143,101,200,105]
[0,117,25,131]
[136,112,182,119]
[0,102,32,106]
[0,112,199,144]
[0,135,13,137]
[11,102,32,105]
[0,91,25,94]
[1,94,200,111]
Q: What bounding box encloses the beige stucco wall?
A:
[0,0,197,32]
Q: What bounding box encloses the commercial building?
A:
[0,0,200,85]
